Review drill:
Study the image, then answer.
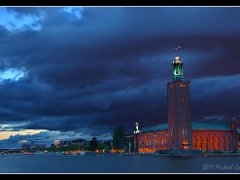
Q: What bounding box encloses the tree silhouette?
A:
[89,137,98,151]
[112,126,125,149]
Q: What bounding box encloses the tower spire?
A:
[173,46,181,63]
[172,46,183,81]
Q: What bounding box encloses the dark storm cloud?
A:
[191,75,240,117]
[0,7,240,147]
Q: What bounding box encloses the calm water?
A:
[0,154,240,173]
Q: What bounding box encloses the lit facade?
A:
[136,122,238,152]
[54,139,61,146]
[128,55,239,153]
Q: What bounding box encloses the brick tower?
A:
[167,54,192,150]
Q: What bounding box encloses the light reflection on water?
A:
[0,154,239,173]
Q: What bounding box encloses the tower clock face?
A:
[175,68,179,75]
[174,67,181,76]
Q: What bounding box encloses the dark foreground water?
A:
[0,154,240,173]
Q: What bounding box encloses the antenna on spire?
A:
[173,46,181,51]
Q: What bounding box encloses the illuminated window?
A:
[179,83,186,88]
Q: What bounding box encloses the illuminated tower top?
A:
[172,46,183,81]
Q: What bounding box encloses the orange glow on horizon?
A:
[0,129,48,140]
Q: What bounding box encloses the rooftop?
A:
[192,122,231,131]
[141,123,168,133]
[140,121,239,133]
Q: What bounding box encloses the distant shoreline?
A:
[1,150,240,158]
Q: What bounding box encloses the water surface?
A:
[0,154,239,173]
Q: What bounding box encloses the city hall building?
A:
[127,55,239,153]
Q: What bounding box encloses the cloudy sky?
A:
[0,7,239,148]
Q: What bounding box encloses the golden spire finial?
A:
[175,56,181,63]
